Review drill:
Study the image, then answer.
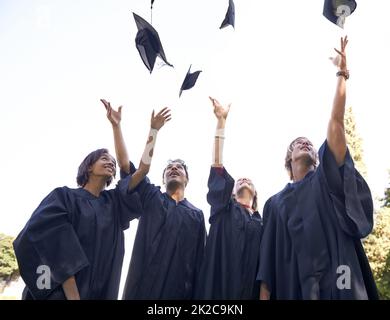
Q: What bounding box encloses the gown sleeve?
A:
[119,161,161,207]
[206,166,235,222]
[116,172,144,230]
[256,197,276,297]
[318,140,374,238]
[195,213,207,273]
[13,187,89,299]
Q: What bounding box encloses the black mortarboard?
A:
[179,65,202,97]
[133,12,173,73]
[220,0,235,29]
[323,0,357,28]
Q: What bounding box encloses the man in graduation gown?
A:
[13,148,143,299]
[257,36,378,300]
[194,97,263,299]
[102,100,206,299]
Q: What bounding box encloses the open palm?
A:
[101,99,122,126]
[151,107,172,130]
[209,96,231,120]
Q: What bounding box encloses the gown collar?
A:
[74,188,101,200]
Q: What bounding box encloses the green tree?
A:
[0,233,19,293]
[344,106,367,178]
[381,170,390,208]
[344,107,390,298]
[364,207,390,299]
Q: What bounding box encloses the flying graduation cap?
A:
[179,65,202,97]
[133,12,173,73]
[323,0,357,28]
[220,0,235,29]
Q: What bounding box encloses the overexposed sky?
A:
[1,0,390,297]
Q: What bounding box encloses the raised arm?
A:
[137,107,171,178]
[209,96,231,168]
[128,108,172,190]
[101,99,130,173]
[327,36,349,166]
[102,100,171,190]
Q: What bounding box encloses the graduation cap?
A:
[323,0,357,28]
[133,12,173,73]
[179,65,202,97]
[220,0,235,29]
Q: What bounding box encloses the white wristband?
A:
[213,128,225,165]
[141,128,158,165]
[215,128,225,139]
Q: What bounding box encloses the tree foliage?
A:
[381,170,390,208]
[344,107,390,299]
[344,106,367,178]
[364,207,390,299]
[0,234,19,279]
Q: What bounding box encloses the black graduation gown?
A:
[13,175,142,300]
[257,141,378,300]
[194,167,263,300]
[121,162,206,300]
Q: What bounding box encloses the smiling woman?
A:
[76,149,117,190]
[12,148,143,300]
[194,96,263,300]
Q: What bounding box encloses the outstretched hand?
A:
[101,99,122,127]
[331,36,348,71]
[151,107,171,130]
[209,96,231,121]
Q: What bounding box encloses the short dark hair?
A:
[76,148,116,187]
[162,159,189,183]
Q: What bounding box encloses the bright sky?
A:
[1,0,390,298]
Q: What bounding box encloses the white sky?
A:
[1,0,390,298]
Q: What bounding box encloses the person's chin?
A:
[103,168,115,176]
[166,178,183,188]
[237,185,254,196]
[296,151,312,161]
[103,174,113,180]
[300,153,316,166]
